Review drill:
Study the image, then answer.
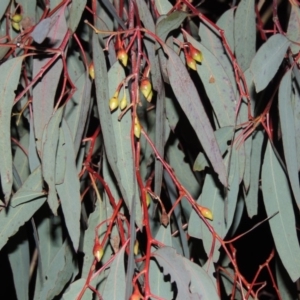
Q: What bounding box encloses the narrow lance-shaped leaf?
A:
[0,196,46,251]
[56,120,81,251]
[186,34,236,127]
[167,47,227,186]
[92,33,125,199]
[32,8,67,153]
[68,0,87,33]
[262,141,300,281]
[102,245,126,300]
[0,56,23,202]
[152,247,201,300]
[234,0,256,71]
[41,107,64,215]
[156,11,188,42]
[278,69,300,209]
[250,34,290,93]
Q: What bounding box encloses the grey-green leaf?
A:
[102,245,126,299]
[234,0,256,71]
[152,247,201,300]
[156,11,188,42]
[167,47,227,187]
[278,69,300,208]
[68,0,87,32]
[0,197,46,251]
[250,34,290,93]
[0,56,23,202]
[287,5,300,55]
[262,141,300,281]
[56,120,81,251]
[41,107,63,215]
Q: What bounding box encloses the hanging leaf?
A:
[167,47,227,187]
[102,245,126,299]
[155,0,172,15]
[152,247,201,300]
[11,166,45,207]
[278,69,300,208]
[41,107,63,215]
[245,131,264,218]
[234,0,256,71]
[0,0,10,20]
[7,226,30,300]
[287,5,300,54]
[56,120,81,251]
[0,196,46,251]
[156,11,188,42]
[32,8,67,153]
[250,34,290,93]
[186,34,236,127]
[0,56,23,202]
[217,8,235,53]
[62,279,93,300]
[262,141,300,282]
[68,0,87,33]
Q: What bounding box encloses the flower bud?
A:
[89,62,95,79]
[12,14,22,23]
[197,204,213,220]
[134,240,139,255]
[186,54,197,71]
[146,193,151,207]
[161,211,169,227]
[117,48,128,66]
[189,44,203,63]
[140,79,152,100]
[119,93,127,110]
[134,118,141,138]
[109,97,119,111]
[93,243,104,262]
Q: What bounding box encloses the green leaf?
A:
[193,126,233,172]
[183,259,219,300]
[156,11,188,42]
[56,120,81,251]
[245,131,264,218]
[55,128,66,184]
[32,9,67,153]
[287,5,300,54]
[38,240,76,300]
[234,0,256,71]
[62,279,93,300]
[13,132,30,185]
[167,139,200,198]
[92,33,124,201]
[167,47,227,187]
[82,200,107,278]
[292,79,300,171]
[278,69,300,208]
[150,225,173,299]
[186,34,236,127]
[0,0,10,20]
[102,245,126,299]
[217,8,235,53]
[152,247,202,300]
[68,0,87,32]
[250,34,290,93]
[29,117,41,172]
[262,141,300,281]
[0,197,46,251]
[64,71,92,154]
[11,166,45,207]
[7,226,30,300]
[0,56,23,202]
[155,0,172,15]
[41,107,63,215]
[108,61,142,228]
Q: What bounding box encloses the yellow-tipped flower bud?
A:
[189,44,203,63]
[186,54,197,71]
[109,97,119,111]
[197,204,213,220]
[140,79,152,101]
[89,62,95,79]
[134,118,141,138]
[117,48,128,67]
[119,92,127,110]
[93,243,104,262]
[12,14,22,23]
[146,193,151,207]
[134,240,139,255]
